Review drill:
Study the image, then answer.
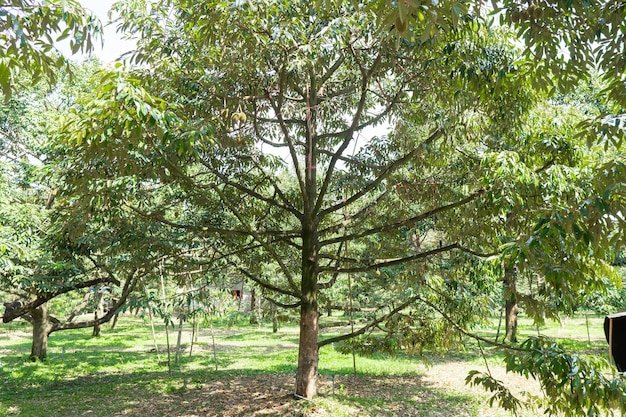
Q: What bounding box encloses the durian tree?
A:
[57,0,626,411]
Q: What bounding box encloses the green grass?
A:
[0,313,614,417]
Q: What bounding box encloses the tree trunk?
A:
[250,288,256,312]
[503,267,518,344]
[92,310,101,337]
[296,80,320,399]
[504,299,518,343]
[30,303,53,361]
[296,295,319,399]
[272,311,278,333]
[296,222,319,399]
[66,292,90,322]
[110,312,120,329]
[92,286,103,337]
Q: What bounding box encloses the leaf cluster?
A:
[0,0,102,100]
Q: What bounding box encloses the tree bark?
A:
[272,311,278,333]
[30,303,53,361]
[92,309,101,337]
[296,285,319,398]
[294,79,322,399]
[504,299,518,343]
[92,287,103,337]
[175,313,184,365]
[110,312,120,330]
[296,218,319,398]
[503,267,518,344]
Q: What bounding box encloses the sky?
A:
[64,0,136,63]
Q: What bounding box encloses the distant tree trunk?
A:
[272,302,279,333]
[209,311,218,371]
[237,282,243,312]
[92,287,103,337]
[189,319,197,358]
[250,288,256,311]
[249,288,258,324]
[495,305,504,342]
[92,310,101,337]
[175,314,184,364]
[30,303,53,361]
[504,267,518,344]
[67,292,90,322]
[273,313,279,333]
[110,312,120,329]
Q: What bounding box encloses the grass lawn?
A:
[0,312,612,416]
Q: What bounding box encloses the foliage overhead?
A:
[0,0,102,100]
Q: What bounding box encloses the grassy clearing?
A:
[0,313,612,416]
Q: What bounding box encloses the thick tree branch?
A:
[320,55,346,86]
[50,270,139,333]
[2,276,119,323]
[318,290,525,352]
[267,90,306,199]
[320,186,484,247]
[200,159,302,219]
[319,128,443,219]
[414,294,525,353]
[315,84,405,143]
[265,296,302,309]
[319,243,460,274]
[250,156,302,217]
[318,295,420,347]
[315,149,383,170]
[314,51,384,216]
[318,189,391,238]
[212,184,300,292]
[318,242,345,289]
[222,255,301,299]
[127,204,300,238]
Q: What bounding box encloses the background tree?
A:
[54,3,626,414]
[0,64,157,361]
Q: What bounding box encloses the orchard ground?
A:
[0,313,611,417]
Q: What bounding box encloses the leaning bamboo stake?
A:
[189,319,197,358]
[344,201,357,377]
[160,262,172,375]
[209,310,218,371]
[147,299,161,362]
[175,314,184,365]
[348,270,356,377]
[141,279,161,362]
[175,285,187,365]
[148,306,161,362]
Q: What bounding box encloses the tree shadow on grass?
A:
[0,371,487,417]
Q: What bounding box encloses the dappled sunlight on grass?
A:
[0,314,613,416]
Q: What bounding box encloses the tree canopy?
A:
[48,0,626,407]
[1,0,626,414]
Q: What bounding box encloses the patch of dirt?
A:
[109,371,508,417]
[115,373,302,417]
